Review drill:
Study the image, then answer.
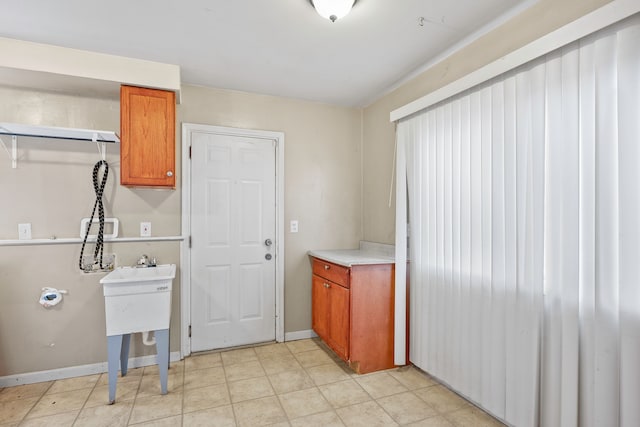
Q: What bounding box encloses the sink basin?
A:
[100,264,176,284]
[99,264,176,336]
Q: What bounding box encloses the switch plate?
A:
[18,223,32,240]
[290,220,298,233]
[140,222,151,237]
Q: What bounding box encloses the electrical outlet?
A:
[290,220,298,233]
[140,222,151,237]
[18,223,32,240]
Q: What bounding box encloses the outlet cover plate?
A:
[18,223,32,240]
[140,222,151,237]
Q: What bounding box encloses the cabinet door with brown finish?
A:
[120,85,176,187]
[327,282,350,361]
[311,274,330,342]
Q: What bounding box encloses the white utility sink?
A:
[100,264,177,403]
[100,264,176,336]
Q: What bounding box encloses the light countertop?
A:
[308,241,395,267]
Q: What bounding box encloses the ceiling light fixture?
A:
[310,0,356,23]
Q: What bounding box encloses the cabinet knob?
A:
[324,265,330,270]
[324,283,330,288]
[166,171,173,177]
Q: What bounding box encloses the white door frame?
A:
[180,123,285,358]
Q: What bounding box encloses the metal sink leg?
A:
[155,329,169,395]
[107,334,130,404]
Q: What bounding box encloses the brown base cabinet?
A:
[311,256,396,374]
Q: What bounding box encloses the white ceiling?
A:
[0,0,533,107]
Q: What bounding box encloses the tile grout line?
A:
[298,345,366,426]
[221,356,238,427]
[179,361,186,427]
[71,374,101,426]
[245,346,289,425]
[261,346,301,424]
[19,379,54,423]
[124,367,147,426]
[304,359,440,426]
[6,386,29,423]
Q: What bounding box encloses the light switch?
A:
[18,223,32,240]
[290,220,299,233]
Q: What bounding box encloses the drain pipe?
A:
[141,331,156,346]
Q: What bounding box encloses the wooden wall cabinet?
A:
[120,85,176,188]
[311,256,395,374]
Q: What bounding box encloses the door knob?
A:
[264,239,273,247]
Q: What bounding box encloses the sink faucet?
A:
[137,254,149,267]
[136,254,157,267]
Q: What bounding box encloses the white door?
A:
[190,131,276,352]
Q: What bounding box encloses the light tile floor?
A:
[0,339,505,426]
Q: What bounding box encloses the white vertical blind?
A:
[616,20,640,427]
[541,17,640,427]
[398,63,545,426]
[396,13,640,427]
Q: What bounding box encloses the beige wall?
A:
[362,0,613,244]
[178,85,363,334]
[0,84,361,376]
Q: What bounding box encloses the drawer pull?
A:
[324,283,330,288]
[324,265,330,270]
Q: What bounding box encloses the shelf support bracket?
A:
[12,135,17,168]
[93,132,106,161]
[0,135,17,168]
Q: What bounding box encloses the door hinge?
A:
[189,235,192,248]
[189,146,192,159]
[188,325,192,338]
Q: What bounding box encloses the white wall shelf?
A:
[0,122,120,168]
[0,236,184,247]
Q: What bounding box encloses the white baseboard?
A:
[0,351,181,388]
[284,329,318,341]
[2,333,319,387]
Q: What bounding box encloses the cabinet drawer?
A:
[312,258,350,288]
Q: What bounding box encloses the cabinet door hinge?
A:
[188,325,192,338]
[189,146,192,159]
[189,235,192,248]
